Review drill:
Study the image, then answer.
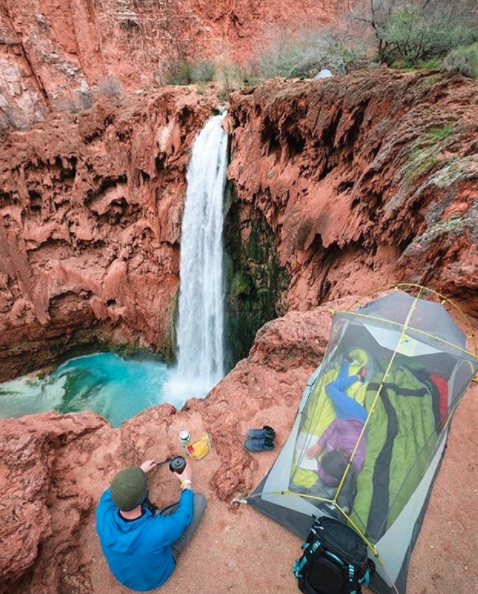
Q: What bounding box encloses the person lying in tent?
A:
[305,358,368,513]
[96,459,206,592]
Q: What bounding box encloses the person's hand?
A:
[140,460,158,473]
[174,462,192,487]
[306,444,322,459]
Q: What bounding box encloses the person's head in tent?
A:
[318,450,351,487]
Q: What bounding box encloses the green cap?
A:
[110,466,148,511]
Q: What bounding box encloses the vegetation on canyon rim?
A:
[3,0,477,132]
[162,0,478,89]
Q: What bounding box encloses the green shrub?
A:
[214,62,259,100]
[164,57,258,97]
[166,61,194,85]
[191,59,216,82]
[166,59,216,85]
[420,73,443,88]
[428,124,454,140]
[442,43,478,78]
[255,26,354,79]
[357,0,478,66]
[378,4,478,65]
[417,58,442,71]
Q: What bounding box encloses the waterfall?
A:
[165,113,228,402]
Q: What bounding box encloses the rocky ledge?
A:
[1,297,477,594]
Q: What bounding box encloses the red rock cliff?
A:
[226,69,478,315]
[0,88,218,381]
[0,0,361,127]
[2,69,478,381]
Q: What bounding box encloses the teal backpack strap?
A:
[358,566,371,587]
[292,539,323,579]
[293,556,308,578]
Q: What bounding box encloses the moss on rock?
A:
[223,184,290,367]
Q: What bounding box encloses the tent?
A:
[246,286,478,594]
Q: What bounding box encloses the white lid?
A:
[179,430,191,441]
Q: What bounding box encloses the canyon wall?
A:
[1,41,478,594]
[226,69,478,320]
[0,0,361,128]
[0,88,218,381]
[1,69,478,382]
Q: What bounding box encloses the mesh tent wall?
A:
[246,288,478,594]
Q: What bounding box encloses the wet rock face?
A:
[223,186,291,365]
[0,89,218,381]
[226,70,478,316]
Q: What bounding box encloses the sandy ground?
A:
[80,384,478,594]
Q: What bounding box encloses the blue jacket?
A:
[96,488,194,591]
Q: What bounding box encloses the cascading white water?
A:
[165,113,228,403]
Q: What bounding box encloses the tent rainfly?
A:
[246,287,478,594]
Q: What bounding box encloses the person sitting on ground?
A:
[96,459,206,592]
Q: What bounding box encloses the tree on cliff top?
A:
[353,0,478,65]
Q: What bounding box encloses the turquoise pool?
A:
[0,352,174,427]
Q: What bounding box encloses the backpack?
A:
[293,516,375,594]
